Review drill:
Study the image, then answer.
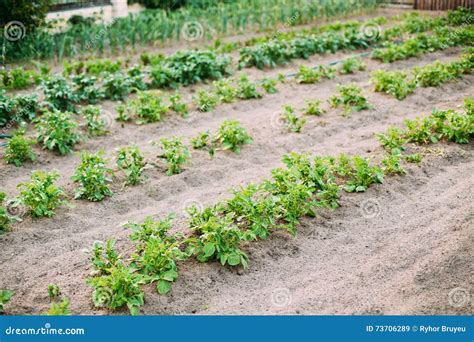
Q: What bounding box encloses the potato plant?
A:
[295,65,335,84]
[103,73,132,100]
[169,93,188,118]
[302,99,326,116]
[116,146,147,186]
[35,110,81,155]
[72,74,105,104]
[236,74,262,100]
[339,56,366,74]
[213,79,237,103]
[261,78,278,94]
[376,126,407,154]
[90,240,120,275]
[41,76,78,112]
[332,155,384,192]
[0,290,14,313]
[382,154,406,175]
[158,137,190,175]
[3,128,36,167]
[371,70,417,100]
[194,90,219,112]
[47,296,71,316]
[0,192,12,234]
[281,105,306,133]
[213,120,253,154]
[329,84,373,115]
[118,91,169,124]
[81,105,109,136]
[72,150,114,201]
[17,170,66,218]
[191,131,215,156]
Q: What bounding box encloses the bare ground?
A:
[0,47,473,315]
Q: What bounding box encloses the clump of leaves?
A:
[81,105,109,136]
[382,154,406,175]
[295,65,335,84]
[72,74,104,104]
[302,99,326,116]
[41,76,78,112]
[281,105,306,133]
[261,78,278,94]
[436,109,473,144]
[72,150,114,201]
[333,155,384,192]
[87,262,144,315]
[157,137,190,175]
[213,120,252,154]
[194,90,219,112]
[17,170,66,217]
[168,93,188,118]
[403,116,439,144]
[339,56,366,74]
[372,70,417,100]
[126,216,187,295]
[236,74,262,100]
[48,284,61,299]
[0,192,12,234]
[213,79,237,103]
[35,110,81,155]
[12,94,41,122]
[191,131,215,156]
[116,145,147,186]
[103,73,132,101]
[404,153,422,163]
[0,290,14,313]
[376,126,407,154]
[132,91,169,125]
[329,84,373,115]
[186,206,249,268]
[90,239,120,275]
[3,127,36,167]
[46,296,71,316]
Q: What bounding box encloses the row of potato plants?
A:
[82,97,473,315]
[0,118,252,228]
[372,49,473,100]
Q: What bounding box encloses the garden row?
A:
[2,0,381,63]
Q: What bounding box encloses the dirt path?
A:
[0,48,472,315]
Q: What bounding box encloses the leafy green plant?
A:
[404,153,422,163]
[90,239,120,275]
[0,290,14,313]
[0,68,40,90]
[403,116,439,144]
[438,110,473,144]
[376,126,407,154]
[3,128,36,167]
[47,296,71,316]
[35,110,81,155]
[281,105,306,133]
[236,74,262,99]
[371,70,417,100]
[87,262,144,315]
[48,284,61,299]
[81,105,109,136]
[41,76,78,112]
[186,207,249,268]
[213,79,237,103]
[339,56,366,74]
[0,192,12,234]
[213,120,252,154]
[116,146,147,186]
[191,131,215,156]
[329,84,373,115]
[382,154,406,175]
[72,150,114,201]
[130,91,169,124]
[17,170,66,218]
[194,90,219,112]
[302,99,326,116]
[0,90,15,127]
[157,137,190,175]
[12,94,41,122]
[103,73,132,100]
[333,155,384,192]
[72,74,105,104]
[169,93,188,118]
[261,78,278,94]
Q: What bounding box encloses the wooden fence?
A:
[413,0,473,10]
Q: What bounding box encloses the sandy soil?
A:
[0,45,473,315]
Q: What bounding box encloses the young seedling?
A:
[261,78,278,94]
[35,110,81,155]
[81,105,109,136]
[191,131,215,156]
[48,284,61,299]
[376,126,407,154]
[116,145,147,186]
[281,105,306,133]
[213,79,237,103]
[194,90,219,112]
[131,91,169,124]
[382,154,406,175]
[302,99,326,116]
[47,296,71,316]
[157,137,190,175]
[236,74,262,99]
[72,150,114,201]
[17,170,66,218]
[372,70,417,100]
[0,192,12,234]
[213,120,252,154]
[3,127,36,166]
[169,93,188,118]
[329,84,373,116]
[339,56,367,74]
[404,153,422,163]
[0,290,14,313]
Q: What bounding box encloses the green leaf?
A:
[203,243,216,257]
[156,280,172,295]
